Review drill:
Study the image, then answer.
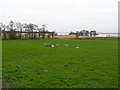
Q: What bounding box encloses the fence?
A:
[1,30,119,40]
[2,30,55,40]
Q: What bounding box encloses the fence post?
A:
[76,31,79,39]
[39,31,41,39]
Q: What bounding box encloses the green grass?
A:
[2,39,118,88]
[0,40,2,89]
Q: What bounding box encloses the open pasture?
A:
[2,38,118,88]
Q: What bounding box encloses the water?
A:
[96,33,119,37]
[56,32,119,37]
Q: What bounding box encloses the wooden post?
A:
[76,31,79,39]
[32,30,34,39]
[42,34,45,39]
[34,32,36,39]
[13,31,16,39]
[25,33,27,39]
[19,31,22,39]
[3,30,6,40]
[47,34,50,39]
[52,32,54,39]
[42,32,45,39]
[39,31,40,39]
[18,31,20,39]
[28,32,30,39]
[0,28,1,40]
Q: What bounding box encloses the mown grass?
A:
[0,40,2,89]
[2,39,118,88]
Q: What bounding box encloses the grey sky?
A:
[1,0,119,34]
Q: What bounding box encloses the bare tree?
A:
[23,24,29,39]
[1,21,55,40]
[86,30,89,36]
[16,22,23,39]
[80,30,89,36]
[0,23,4,39]
[28,23,38,39]
[0,23,8,39]
[38,28,42,39]
[9,20,16,39]
[90,30,97,37]
[41,24,47,39]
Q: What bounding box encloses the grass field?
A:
[2,38,118,88]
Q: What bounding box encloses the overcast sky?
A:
[1,0,119,34]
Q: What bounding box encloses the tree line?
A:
[69,30,98,38]
[0,20,99,40]
[0,20,55,40]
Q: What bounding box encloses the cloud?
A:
[1,0,119,33]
